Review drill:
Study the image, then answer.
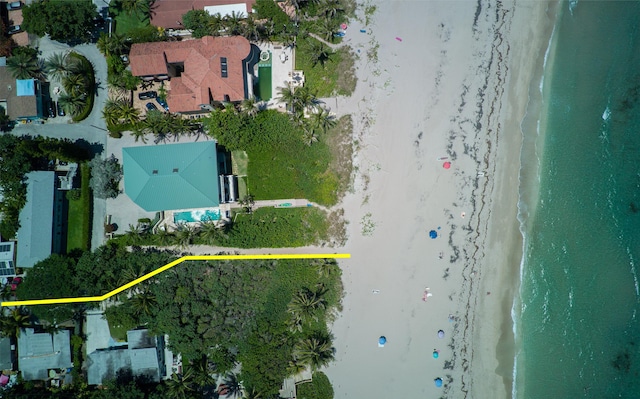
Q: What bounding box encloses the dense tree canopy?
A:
[16,243,342,395]
[22,0,98,43]
[16,254,81,323]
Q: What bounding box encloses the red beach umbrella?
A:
[443,161,451,169]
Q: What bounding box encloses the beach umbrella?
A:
[438,330,445,339]
[341,23,348,30]
[429,230,438,239]
[432,350,439,359]
[443,161,451,169]
[434,378,443,388]
[378,336,387,347]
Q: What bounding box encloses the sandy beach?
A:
[322,1,559,397]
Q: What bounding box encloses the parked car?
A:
[48,102,56,118]
[58,103,66,117]
[138,91,157,100]
[7,25,22,35]
[146,102,158,112]
[156,97,169,111]
[6,1,21,11]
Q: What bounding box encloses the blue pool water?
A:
[173,208,220,223]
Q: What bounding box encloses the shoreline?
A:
[466,1,561,398]
[321,1,563,398]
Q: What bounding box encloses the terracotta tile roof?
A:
[150,0,255,29]
[129,36,252,113]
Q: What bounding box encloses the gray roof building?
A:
[0,337,13,371]
[17,328,72,381]
[16,171,55,268]
[87,329,165,385]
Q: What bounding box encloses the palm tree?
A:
[117,100,141,126]
[0,284,13,301]
[58,93,87,116]
[293,332,335,370]
[295,87,322,116]
[103,98,121,127]
[44,52,70,81]
[154,228,174,246]
[301,127,318,147]
[97,33,128,57]
[165,370,195,399]
[175,224,196,250]
[287,286,327,325]
[130,127,149,143]
[318,16,339,42]
[224,11,244,36]
[308,108,337,134]
[307,40,332,67]
[238,194,255,214]
[241,385,262,399]
[120,0,150,16]
[6,52,40,79]
[62,74,87,96]
[319,0,343,18]
[130,289,157,317]
[276,82,296,113]
[198,221,220,245]
[313,259,338,278]
[188,355,216,389]
[0,307,31,338]
[126,223,143,245]
[241,13,260,42]
[223,372,243,398]
[240,96,259,118]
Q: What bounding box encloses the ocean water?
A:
[515,1,640,398]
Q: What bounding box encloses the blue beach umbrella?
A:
[429,230,438,239]
[378,336,386,347]
[434,378,443,388]
[432,350,439,359]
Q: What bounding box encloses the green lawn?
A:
[295,36,356,97]
[66,163,92,253]
[231,150,249,176]
[115,10,149,35]
[106,320,128,342]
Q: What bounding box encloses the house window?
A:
[220,57,228,78]
[0,244,11,252]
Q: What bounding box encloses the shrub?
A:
[89,155,122,199]
[296,372,334,399]
[66,188,81,201]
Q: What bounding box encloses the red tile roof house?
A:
[150,0,256,30]
[129,36,253,114]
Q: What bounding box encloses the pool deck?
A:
[256,43,296,107]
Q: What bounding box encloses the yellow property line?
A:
[2,253,351,307]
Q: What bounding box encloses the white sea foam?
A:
[569,0,578,16]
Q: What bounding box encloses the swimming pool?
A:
[173,208,220,223]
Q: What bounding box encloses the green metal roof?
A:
[123,141,220,212]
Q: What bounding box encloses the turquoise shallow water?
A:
[515,1,640,398]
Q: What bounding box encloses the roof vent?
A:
[152,170,158,174]
[173,168,179,173]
